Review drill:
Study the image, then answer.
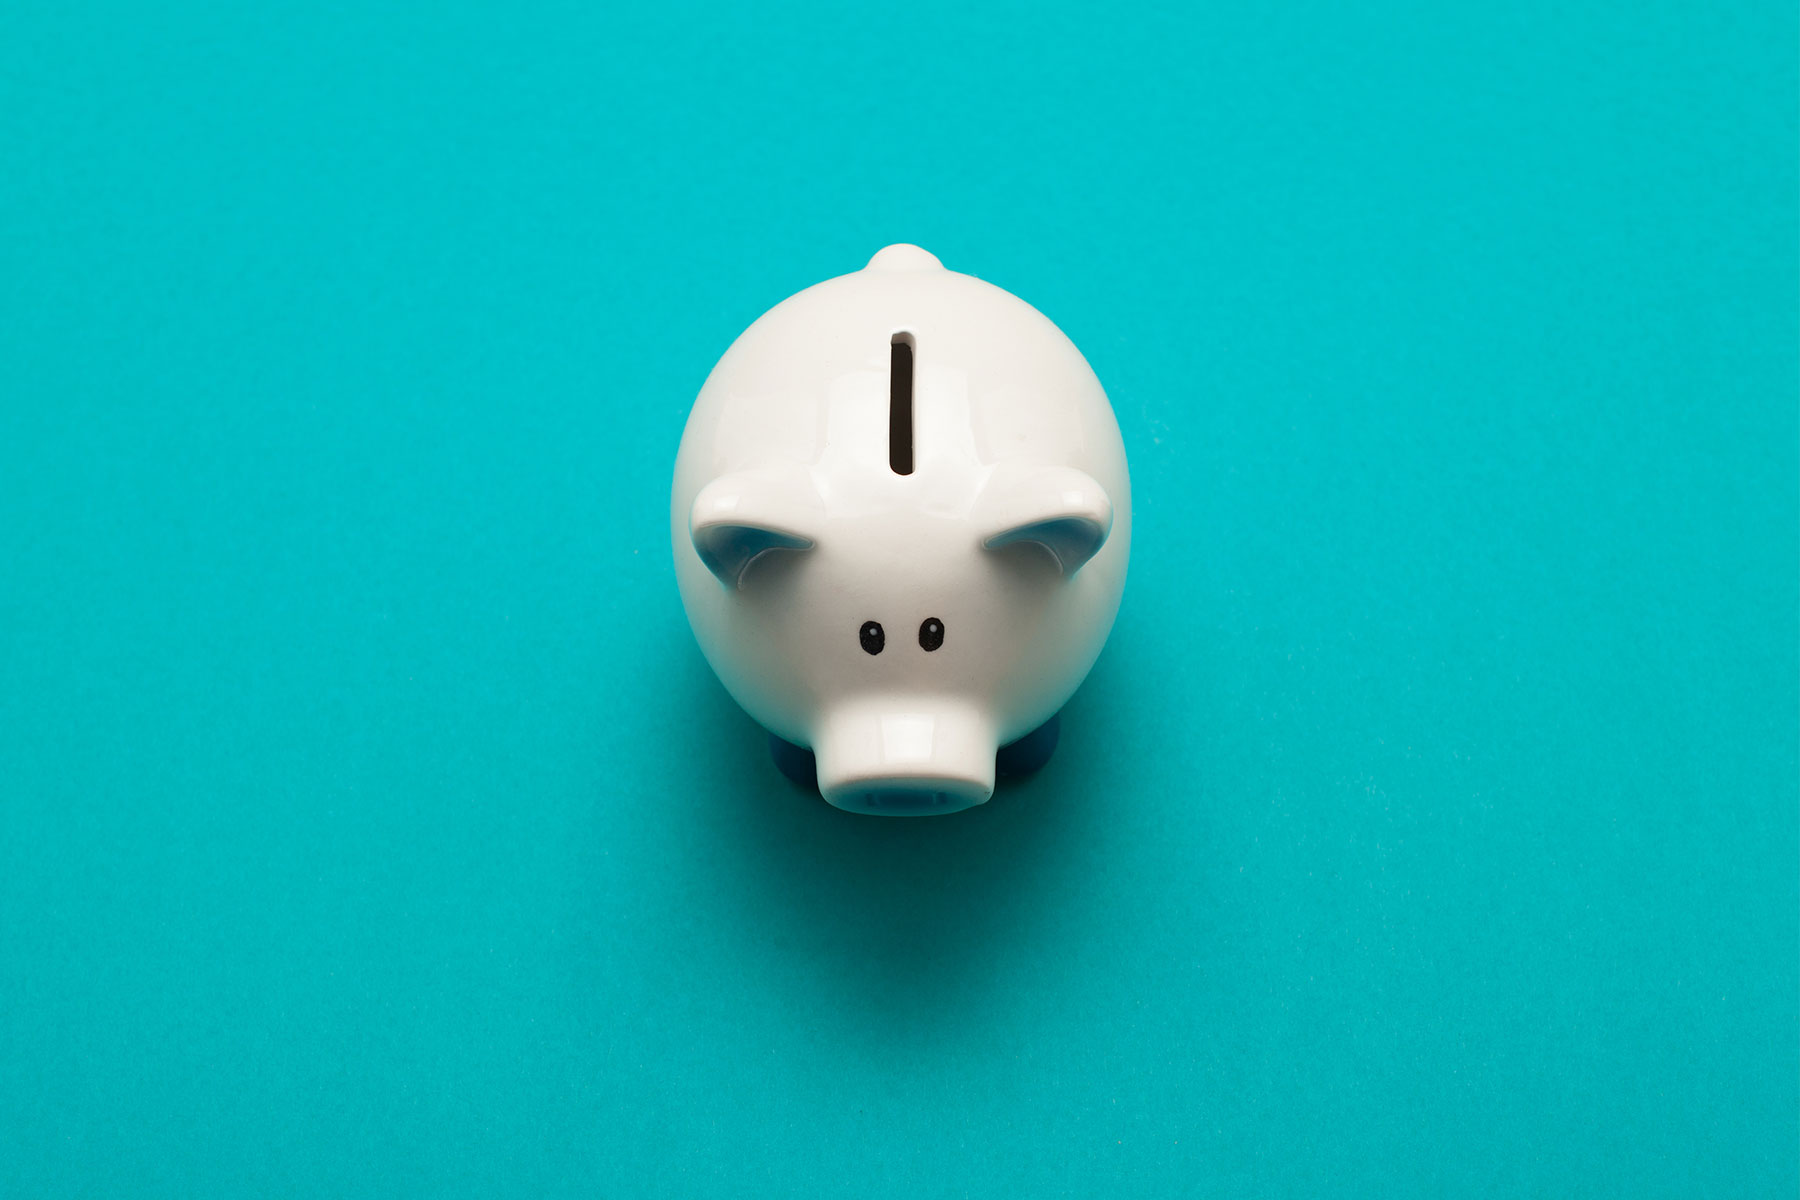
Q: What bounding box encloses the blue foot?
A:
[768,734,817,789]
[996,713,1060,779]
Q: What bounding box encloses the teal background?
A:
[3,1,1795,1194]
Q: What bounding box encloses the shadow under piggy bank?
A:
[661,647,1116,1042]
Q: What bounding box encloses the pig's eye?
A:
[859,621,885,655]
[918,617,945,652]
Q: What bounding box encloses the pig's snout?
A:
[812,700,996,816]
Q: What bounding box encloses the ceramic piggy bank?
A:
[670,245,1130,815]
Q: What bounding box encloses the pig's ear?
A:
[689,471,824,588]
[976,465,1113,577]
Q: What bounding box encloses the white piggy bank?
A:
[671,245,1131,815]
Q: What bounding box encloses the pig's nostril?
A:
[860,788,949,812]
[826,778,987,815]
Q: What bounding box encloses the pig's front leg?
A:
[995,713,1061,779]
[768,734,818,790]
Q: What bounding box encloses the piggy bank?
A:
[670,245,1130,815]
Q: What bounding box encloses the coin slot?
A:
[889,333,915,476]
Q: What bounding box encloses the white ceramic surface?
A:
[671,245,1131,815]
